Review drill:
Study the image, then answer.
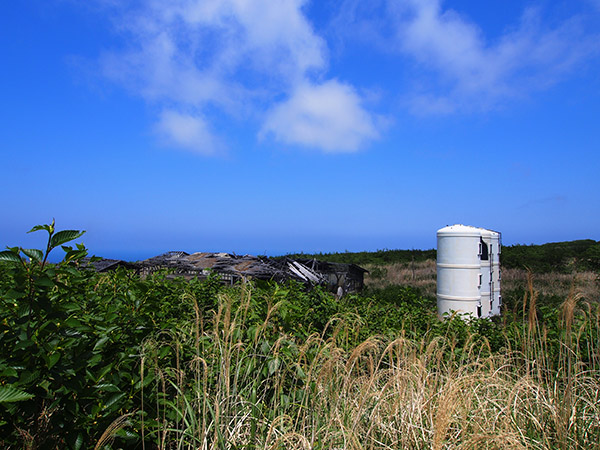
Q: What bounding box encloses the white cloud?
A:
[101,31,232,107]
[156,110,224,155]
[334,0,599,114]
[101,0,323,107]
[390,0,599,113]
[99,0,381,154]
[261,80,379,153]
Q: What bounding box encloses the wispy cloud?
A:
[396,1,597,113]
[96,0,598,152]
[336,0,599,114]
[99,0,380,154]
[156,110,224,155]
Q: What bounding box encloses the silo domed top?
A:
[480,228,501,238]
[437,224,485,237]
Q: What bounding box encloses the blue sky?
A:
[2,0,600,260]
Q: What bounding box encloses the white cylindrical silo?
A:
[437,224,502,319]
[437,225,482,318]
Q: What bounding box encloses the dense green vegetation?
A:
[1,224,599,449]
[282,248,437,266]
[501,239,600,273]
[286,239,600,273]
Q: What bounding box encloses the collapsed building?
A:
[291,259,369,294]
[85,252,368,294]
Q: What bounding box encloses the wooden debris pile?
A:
[85,252,368,292]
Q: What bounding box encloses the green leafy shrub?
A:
[0,222,225,449]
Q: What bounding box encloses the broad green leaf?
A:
[47,353,60,369]
[87,354,102,366]
[93,335,110,350]
[134,373,155,389]
[63,302,82,313]
[27,224,51,234]
[115,429,137,439]
[0,367,18,378]
[0,250,22,263]
[17,304,30,318]
[5,289,25,299]
[19,370,40,385]
[64,329,83,337]
[14,338,35,351]
[0,386,34,403]
[103,392,126,410]
[50,230,85,249]
[94,383,120,393]
[34,275,54,287]
[73,433,83,450]
[38,379,51,392]
[94,365,113,383]
[64,317,82,328]
[63,249,87,263]
[21,248,43,262]
[60,266,80,275]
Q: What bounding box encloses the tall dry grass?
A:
[365,260,437,298]
[501,268,599,300]
[364,259,599,303]
[137,283,600,450]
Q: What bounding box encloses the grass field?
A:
[1,229,599,449]
[363,259,600,303]
[138,282,600,450]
